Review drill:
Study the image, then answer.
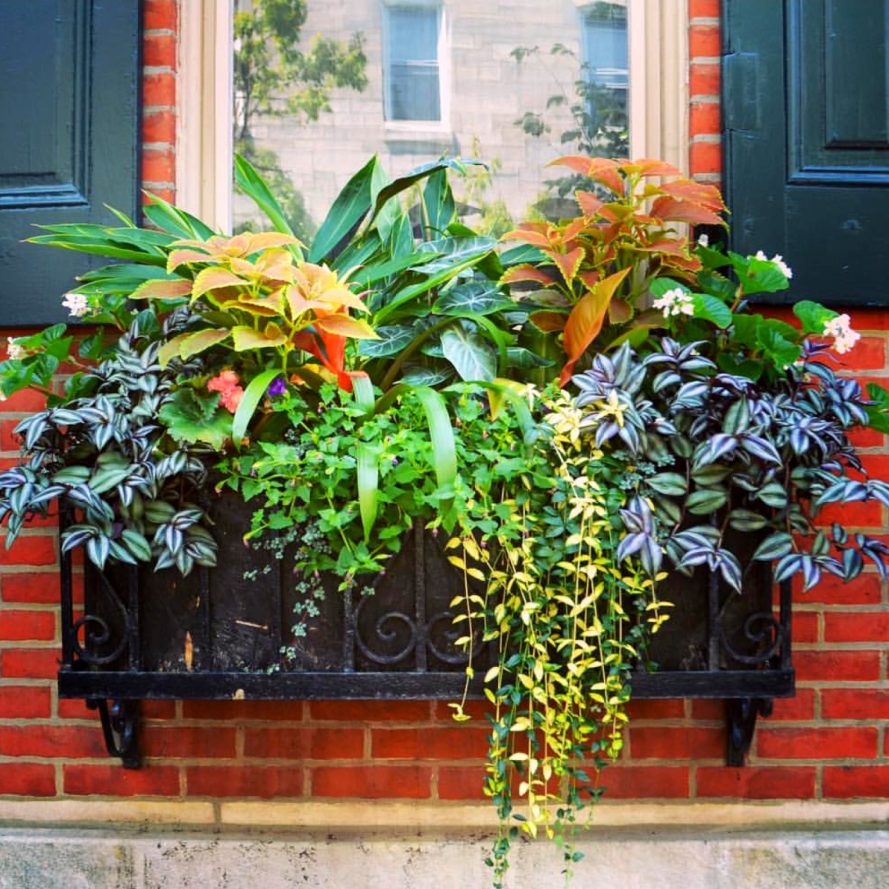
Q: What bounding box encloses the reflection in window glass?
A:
[232,0,630,236]
[385,6,441,121]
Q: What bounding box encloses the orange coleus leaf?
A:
[314,313,379,340]
[607,298,633,324]
[223,293,285,317]
[559,267,630,386]
[529,311,567,333]
[650,196,725,227]
[167,248,213,273]
[578,270,600,290]
[255,248,296,283]
[500,223,552,249]
[620,158,683,179]
[575,190,604,217]
[550,156,624,195]
[634,237,690,256]
[129,279,193,300]
[192,267,246,301]
[549,246,585,286]
[659,179,726,212]
[231,323,288,352]
[501,265,557,287]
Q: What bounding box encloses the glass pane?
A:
[232,0,631,236]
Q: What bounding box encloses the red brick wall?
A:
[1,0,887,808]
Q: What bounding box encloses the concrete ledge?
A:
[3,824,889,888]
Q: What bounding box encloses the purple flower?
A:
[267,377,287,397]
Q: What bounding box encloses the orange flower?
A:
[207,370,244,413]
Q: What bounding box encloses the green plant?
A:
[0,309,216,573]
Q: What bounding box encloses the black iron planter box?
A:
[57,501,794,769]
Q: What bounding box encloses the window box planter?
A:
[59,497,793,770]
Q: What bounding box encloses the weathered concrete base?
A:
[2,825,889,889]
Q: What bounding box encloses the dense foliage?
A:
[1,152,886,887]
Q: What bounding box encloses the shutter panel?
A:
[0,0,141,325]
[723,0,889,306]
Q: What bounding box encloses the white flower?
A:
[6,337,26,361]
[823,313,861,355]
[752,249,793,280]
[652,287,694,318]
[62,292,90,317]
[697,233,709,248]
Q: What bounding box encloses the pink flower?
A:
[207,370,244,414]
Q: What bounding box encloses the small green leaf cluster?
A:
[574,339,889,593]
[0,309,216,573]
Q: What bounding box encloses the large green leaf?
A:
[422,169,456,235]
[358,325,417,358]
[159,389,232,449]
[356,442,380,543]
[440,326,497,382]
[434,281,513,317]
[369,157,471,225]
[310,155,379,263]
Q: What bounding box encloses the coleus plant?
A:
[500,156,726,383]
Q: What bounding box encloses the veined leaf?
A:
[441,326,497,382]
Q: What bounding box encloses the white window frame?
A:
[177,0,688,232]
[381,0,447,126]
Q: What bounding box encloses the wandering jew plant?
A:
[0,152,887,888]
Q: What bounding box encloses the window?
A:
[383,4,442,122]
[178,1,689,233]
[582,3,629,122]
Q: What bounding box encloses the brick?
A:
[770,688,816,721]
[689,62,720,98]
[141,700,178,719]
[57,698,95,720]
[818,499,884,528]
[845,336,887,370]
[437,766,487,800]
[0,648,60,679]
[311,766,432,799]
[690,141,722,176]
[0,419,21,451]
[315,699,432,722]
[141,188,175,204]
[142,82,176,118]
[599,765,689,799]
[824,765,889,799]
[791,611,820,644]
[629,726,724,760]
[141,148,175,185]
[0,388,47,411]
[142,34,176,68]
[187,766,303,798]
[144,0,177,32]
[433,699,491,722]
[690,102,721,137]
[0,725,106,758]
[142,727,237,759]
[690,0,720,17]
[756,726,877,760]
[372,727,489,761]
[689,25,720,58]
[800,572,882,606]
[0,609,55,641]
[794,649,882,682]
[0,685,51,719]
[848,426,885,448]
[64,764,180,796]
[0,762,56,796]
[244,727,363,760]
[626,699,685,720]
[0,536,57,567]
[823,688,889,721]
[689,700,724,720]
[182,700,302,720]
[696,766,816,799]
[824,611,889,643]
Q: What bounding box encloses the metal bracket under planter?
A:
[57,515,795,769]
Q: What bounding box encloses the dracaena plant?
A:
[499,155,726,383]
[573,339,889,593]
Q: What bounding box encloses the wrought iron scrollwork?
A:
[721,611,784,666]
[72,572,130,666]
[89,699,141,769]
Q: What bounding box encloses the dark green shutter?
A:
[723,0,889,306]
[0,0,141,326]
